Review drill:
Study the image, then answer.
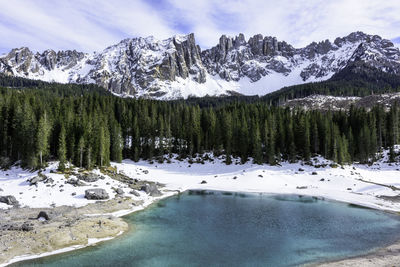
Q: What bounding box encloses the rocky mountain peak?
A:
[9,47,33,63]
[302,40,335,58]
[334,31,368,46]
[1,31,399,99]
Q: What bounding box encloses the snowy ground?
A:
[114,155,400,213]
[0,162,147,209]
[1,154,400,212]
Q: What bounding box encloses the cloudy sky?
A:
[1,0,400,54]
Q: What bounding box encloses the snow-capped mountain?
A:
[1,31,400,99]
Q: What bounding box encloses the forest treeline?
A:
[0,85,399,170]
[263,64,400,105]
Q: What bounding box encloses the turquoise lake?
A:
[13,191,400,267]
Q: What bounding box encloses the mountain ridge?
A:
[1,31,400,99]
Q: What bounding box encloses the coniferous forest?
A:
[0,83,399,170]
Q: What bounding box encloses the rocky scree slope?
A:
[1,32,399,99]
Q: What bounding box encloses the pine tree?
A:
[98,125,109,166]
[78,136,85,168]
[267,119,276,165]
[111,123,123,163]
[36,112,51,167]
[287,120,296,163]
[223,111,233,165]
[239,112,249,163]
[311,119,319,155]
[331,125,339,163]
[131,117,140,162]
[252,121,262,164]
[191,106,202,155]
[303,118,311,161]
[58,125,67,171]
[164,117,172,158]
[157,118,165,161]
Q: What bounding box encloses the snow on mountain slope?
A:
[282,93,400,111]
[1,31,400,99]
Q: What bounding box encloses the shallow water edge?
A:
[7,190,400,267]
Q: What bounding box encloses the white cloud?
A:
[165,0,400,48]
[0,0,175,53]
[0,0,399,53]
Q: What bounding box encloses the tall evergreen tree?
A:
[58,125,67,171]
[252,121,262,164]
[78,136,85,168]
[36,112,51,167]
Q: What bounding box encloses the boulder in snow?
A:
[296,186,308,190]
[129,190,140,197]
[28,176,43,186]
[0,195,19,206]
[85,189,109,200]
[115,188,124,195]
[67,178,87,187]
[140,184,161,197]
[77,173,102,183]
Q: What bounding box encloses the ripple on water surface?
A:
[13,192,400,267]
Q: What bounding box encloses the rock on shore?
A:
[0,195,19,206]
[85,189,109,200]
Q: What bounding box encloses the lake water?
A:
[13,191,400,267]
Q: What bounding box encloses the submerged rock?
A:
[85,189,109,200]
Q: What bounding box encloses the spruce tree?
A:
[78,136,85,168]
[223,111,233,165]
[58,125,67,171]
[303,118,311,161]
[267,120,276,165]
[36,112,51,167]
[111,123,123,163]
[252,121,262,164]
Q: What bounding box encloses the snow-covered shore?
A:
[115,156,400,213]
[1,154,400,266]
[2,155,400,212]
